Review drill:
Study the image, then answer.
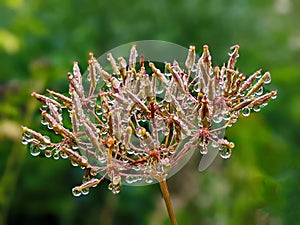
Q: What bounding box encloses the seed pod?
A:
[149,62,168,84]
[239,69,261,94]
[47,89,72,110]
[118,56,127,78]
[22,126,51,145]
[129,45,138,69]
[31,92,61,108]
[73,61,82,85]
[166,63,185,93]
[126,90,150,113]
[231,98,254,111]
[245,72,271,98]
[185,45,196,73]
[247,90,277,108]
[227,45,239,70]
[196,45,212,87]
[107,53,120,76]
[68,72,84,99]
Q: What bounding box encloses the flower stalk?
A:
[159,179,178,225]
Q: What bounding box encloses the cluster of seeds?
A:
[22,43,276,196]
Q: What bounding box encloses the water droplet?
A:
[108,183,113,190]
[41,117,49,126]
[220,148,231,159]
[193,82,200,92]
[200,145,208,155]
[264,75,271,84]
[30,144,41,156]
[256,86,264,96]
[145,176,154,184]
[47,123,53,130]
[271,94,277,100]
[241,108,251,117]
[112,175,121,186]
[72,187,82,197]
[44,150,52,158]
[87,74,91,82]
[125,175,136,184]
[81,188,89,195]
[155,79,165,95]
[53,153,60,160]
[127,148,134,155]
[39,144,47,150]
[211,141,219,148]
[162,129,170,136]
[96,109,102,116]
[72,145,79,150]
[21,136,28,145]
[60,151,68,159]
[71,160,78,167]
[112,185,121,194]
[213,115,222,123]
[253,106,261,112]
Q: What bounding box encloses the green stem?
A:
[159,179,178,225]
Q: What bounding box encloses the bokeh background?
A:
[0,0,299,224]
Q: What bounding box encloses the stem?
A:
[159,179,178,225]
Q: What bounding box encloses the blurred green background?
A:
[0,0,299,224]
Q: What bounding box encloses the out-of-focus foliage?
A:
[0,0,299,224]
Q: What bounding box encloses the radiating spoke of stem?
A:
[159,179,178,225]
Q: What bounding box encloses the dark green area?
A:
[1,0,299,224]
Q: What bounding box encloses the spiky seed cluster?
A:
[22,44,277,196]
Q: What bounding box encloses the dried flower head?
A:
[22,41,277,196]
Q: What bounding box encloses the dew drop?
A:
[211,141,219,148]
[271,94,277,100]
[264,75,271,84]
[71,160,78,167]
[112,185,121,194]
[39,144,47,150]
[87,74,91,82]
[200,145,208,155]
[41,117,49,126]
[241,108,251,117]
[30,144,41,156]
[21,136,28,145]
[253,106,261,112]
[72,187,82,197]
[60,151,69,159]
[145,176,154,184]
[44,150,52,158]
[155,79,165,95]
[193,82,200,92]
[125,175,135,184]
[162,129,170,136]
[81,188,89,195]
[256,86,264,96]
[213,115,222,124]
[53,153,60,160]
[220,148,231,159]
